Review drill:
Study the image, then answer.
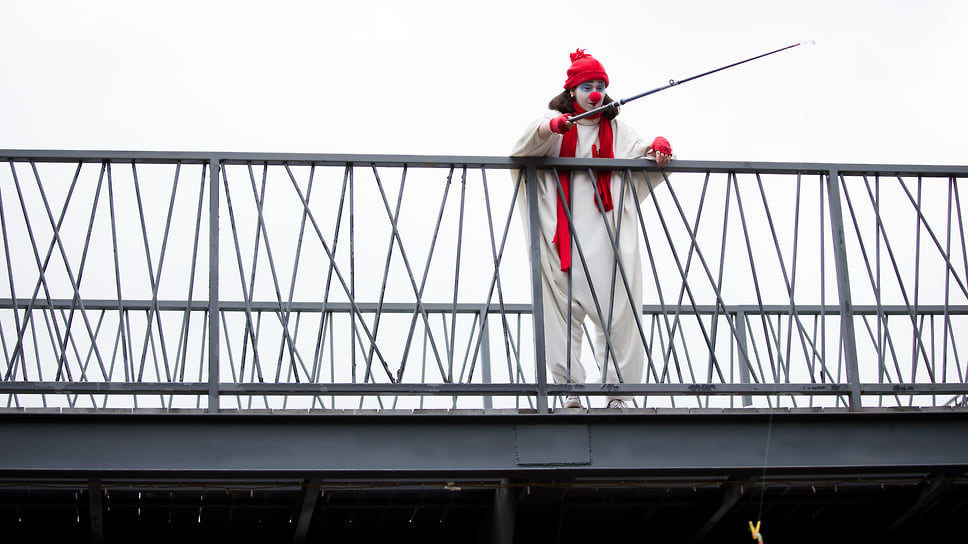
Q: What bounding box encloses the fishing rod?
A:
[568,40,815,122]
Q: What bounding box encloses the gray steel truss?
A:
[2,148,968,541]
[1,410,967,542]
[1,151,968,415]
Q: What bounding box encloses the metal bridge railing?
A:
[1,150,967,412]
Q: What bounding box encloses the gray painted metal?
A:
[524,165,549,412]
[88,476,104,543]
[515,424,591,466]
[1,412,967,476]
[825,170,863,409]
[886,473,960,531]
[292,477,321,544]
[3,149,968,176]
[3,151,968,413]
[3,150,968,542]
[691,474,759,542]
[2,381,966,396]
[208,158,220,413]
[491,478,516,544]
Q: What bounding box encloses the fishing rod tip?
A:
[799,39,816,46]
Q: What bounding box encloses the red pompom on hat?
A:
[563,49,609,89]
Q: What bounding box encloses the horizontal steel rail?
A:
[1,150,967,412]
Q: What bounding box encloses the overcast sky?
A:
[2,0,965,165]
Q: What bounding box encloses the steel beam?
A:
[3,381,967,397]
[208,157,220,413]
[825,169,863,409]
[3,149,968,177]
[886,472,961,532]
[524,165,549,412]
[88,476,104,543]
[690,474,759,542]
[491,478,516,544]
[292,478,321,544]
[1,412,967,477]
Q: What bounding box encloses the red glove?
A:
[549,114,573,135]
[651,136,671,155]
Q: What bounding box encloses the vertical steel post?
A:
[481,308,493,410]
[491,478,517,543]
[207,157,220,413]
[88,477,104,544]
[825,169,863,410]
[736,309,751,407]
[292,478,321,543]
[525,165,549,412]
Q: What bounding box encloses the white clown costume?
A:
[511,49,671,405]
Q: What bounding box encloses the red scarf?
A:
[553,102,614,271]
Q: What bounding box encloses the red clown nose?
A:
[588,91,602,104]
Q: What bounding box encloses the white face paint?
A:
[573,79,606,112]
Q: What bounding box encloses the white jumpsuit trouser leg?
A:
[542,236,645,402]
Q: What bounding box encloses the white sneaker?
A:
[563,395,583,409]
[606,398,628,409]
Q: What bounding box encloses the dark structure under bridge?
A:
[2,150,967,542]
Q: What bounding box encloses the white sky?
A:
[2,0,966,165]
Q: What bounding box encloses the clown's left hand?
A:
[648,136,672,168]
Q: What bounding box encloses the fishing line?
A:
[570,40,818,541]
[751,408,776,543]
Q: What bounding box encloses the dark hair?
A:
[548,89,619,120]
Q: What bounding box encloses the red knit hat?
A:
[563,49,609,89]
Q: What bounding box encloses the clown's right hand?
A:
[549,114,574,134]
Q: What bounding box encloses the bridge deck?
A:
[3,152,968,541]
[2,409,967,542]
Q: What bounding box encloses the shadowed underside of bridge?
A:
[2,409,967,543]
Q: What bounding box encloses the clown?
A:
[511,49,673,409]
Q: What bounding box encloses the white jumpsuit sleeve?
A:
[510,112,560,158]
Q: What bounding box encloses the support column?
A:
[88,477,104,544]
[208,157,220,413]
[525,165,549,412]
[736,309,751,407]
[825,169,863,410]
[292,478,321,544]
[492,478,516,543]
[481,308,493,410]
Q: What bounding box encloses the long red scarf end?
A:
[553,230,571,271]
[592,142,614,212]
[554,104,613,273]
